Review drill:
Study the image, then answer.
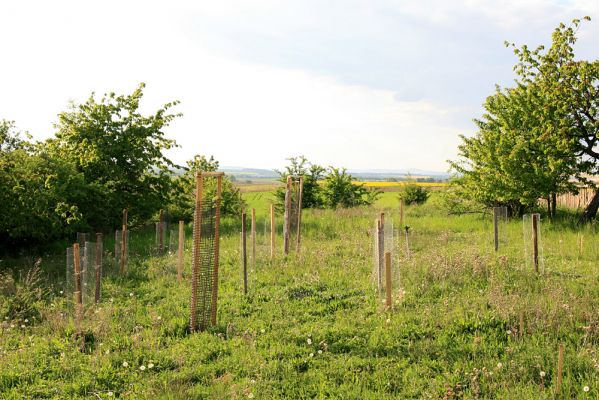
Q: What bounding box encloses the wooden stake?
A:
[251,208,256,267]
[532,213,539,274]
[190,173,203,332]
[283,176,292,255]
[120,208,128,275]
[493,207,499,252]
[555,343,564,394]
[94,233,102,303]
[159,209,165,253]
[73,243,83,323]
[242,211,248,295]
[385,251,392,309]
[270,204,275,259]
[177,220,184,283]
[400,199,404,228]
[296,176,304,253]
[378,213,385,291]
[210,175,222,326]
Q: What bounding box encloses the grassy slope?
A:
[0,193,598,399]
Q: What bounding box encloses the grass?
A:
[0,193,598,399]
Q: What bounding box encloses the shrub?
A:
[398,183,430,205]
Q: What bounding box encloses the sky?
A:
[0,1,597,172]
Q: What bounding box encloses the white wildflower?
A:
[148,363,154,369]
[583,386,590,392]
[539,371,546,377]
[122,361,129,368]
[139,365,146,371]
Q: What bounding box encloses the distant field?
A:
[235,180,449,193]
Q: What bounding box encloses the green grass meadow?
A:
[1,193,598,399]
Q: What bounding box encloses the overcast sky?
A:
[1,1,597,171]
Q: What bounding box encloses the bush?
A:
[398,183,430,205]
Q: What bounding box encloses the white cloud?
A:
[0,0,596,172]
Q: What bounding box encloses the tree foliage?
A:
[168,155,245,220]
[49,83,181,228]
[323,167,379,208]
[450,17,598,219]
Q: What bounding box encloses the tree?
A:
[274,156,326,210]
[322,167,379,208]
[508,17,598,221]
[167,155,244,220]
[451,18,597,219]
[50,83,181,229]
[0,120,86,249]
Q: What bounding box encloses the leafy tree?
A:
[274,156,326,210]
[398,183,430,205]
[0,121,86,249]
[451,18,597,219]
[49,83,181,229]
[167,155,244,220]
[322,167,379,208]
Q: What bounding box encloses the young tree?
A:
[274,156,326,210]
[167,155,244,220]
[50,83,181,228]
[322,167,379,208]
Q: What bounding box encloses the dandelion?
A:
[506,330,512,335]
[107,392,114,397]
[20,325,25,328]
[248,393,254,399]
[105,350,110,355]
[59,290,64,295]
[318,350,323,354]
[148,363,154,369]
[156,316,161,320]
[309,353,314,357]
[385,318,391,324]
[496,362,502,369]
[129,292,134,297]
[583,386,590,392]
[307,338,312,345]
[122,361,129,368]
[24,319,28,323]
[260,329,265,334]
[539,371,546,377]
[139,365,146,371]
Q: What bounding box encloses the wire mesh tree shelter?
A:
[283,176,304,255]
[190,172,224,332]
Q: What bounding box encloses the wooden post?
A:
[73,243,83,323]
[296,176,304,253]
[283,176,292,255]
[378,213,385,291]
[555,343,564,394]
[159,209,165,252]
[120,208,128,275]
[493,207,499,252]
[385,251,392,309]
[210,175,223,326]
[270,204,275,259]
[404,226,411,259]
[242,211,248,295]
[190,173,203,332]
[251,208,256,267]
[177,220,184,283]
[532,213,539,273]
[94,233,102,303]
[399,199,404,228]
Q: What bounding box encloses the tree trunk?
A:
[579,188,599,224]
[546,197,552,221]
[551,192,557,219]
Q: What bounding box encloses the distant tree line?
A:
[0,84,243,252]
[450,18,598,222]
